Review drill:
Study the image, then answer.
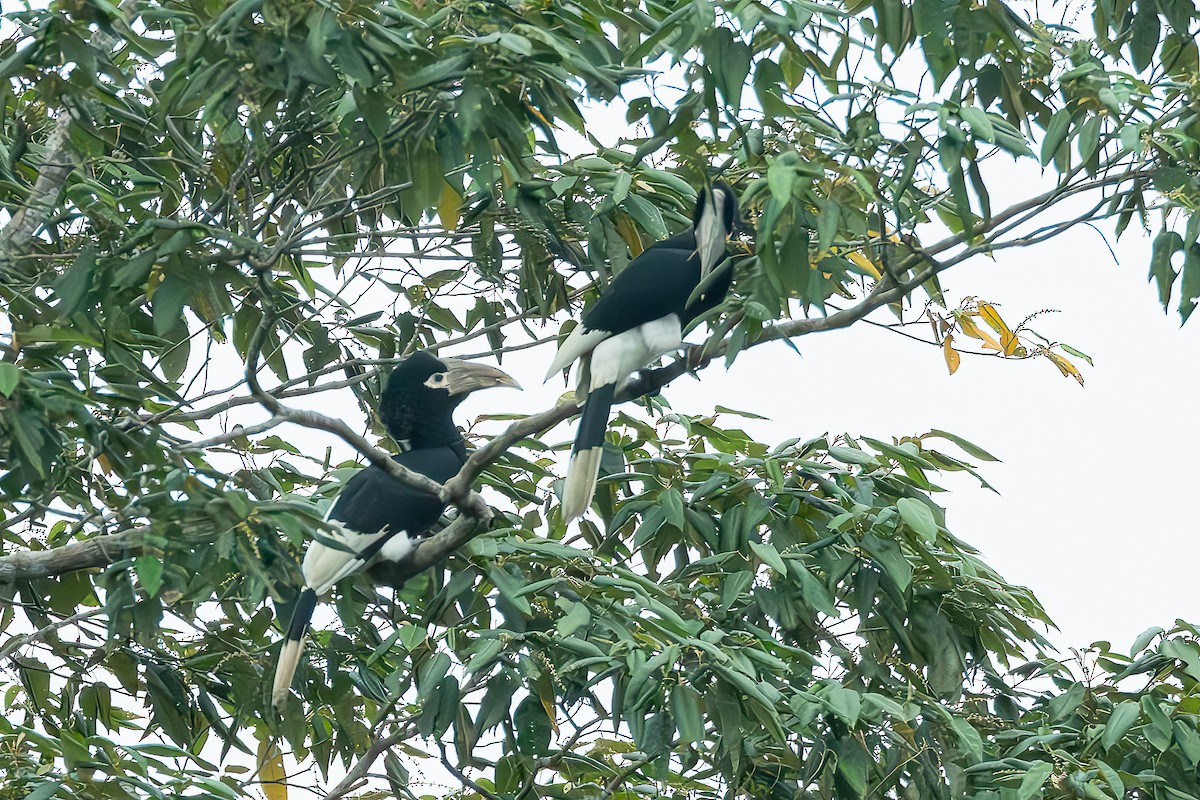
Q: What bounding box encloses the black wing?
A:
[328,447,464,537]
[581,232,702,335]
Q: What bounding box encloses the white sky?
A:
[1,0,1175,661]
[494,94,1200,658]
[4,10,1195,792]
[490,194,1200,658]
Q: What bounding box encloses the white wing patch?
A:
[301,521,410,596]
[588,315,682,388]
[545,324,611,380]
[378,532,417,563]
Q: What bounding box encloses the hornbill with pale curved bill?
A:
[271,351,519,708]
[546,182,739,522]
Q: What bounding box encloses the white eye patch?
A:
[424,372,448,389]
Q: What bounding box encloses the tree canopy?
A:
[2,0,1200,798]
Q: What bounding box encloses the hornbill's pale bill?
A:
[271,351,519,709]
[546,183,739,522]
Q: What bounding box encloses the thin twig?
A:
[0,607,107,661]
[320,725,415,800]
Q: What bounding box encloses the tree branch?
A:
[0,177,1137,585]
[320,724,415,800]
[243,288,493,521]
[0,528,145,583]
[0,246,942,585]
[0,113,75,277]
[0,607,106,660]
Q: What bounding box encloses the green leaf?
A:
[976,64,1001,107]
[1147,231,1176,311]
[749,540,787,574]
[820,683,861,728]
[1018,761,1054,800]
[1047,681,1086,722]
[1060,344,1094,367]
[640,710,674,760]
[814,197,840,256]
[705,28,751,114]
[897,497,938,542]
[828,445,876,465]
[1131,626,1164,654]
[767,156,797,204]
[1040,108,1073,166]
[672,684,705,745]
[1102,700,1140,751]
[399,53,471,93]
[418,652,453,693]
[958,105,994,142]
[1181,243,1200,323]
[514,694,553,756]
[135,554,164,596]
[1130,4,1161,72]
[21,783,61,800]
[1077,114,1102,165]
[556,602,591,637]
[923,429,1001,462]
[833,736,870,799]
[54,248,97,316]
[0,363,19,397]
[660,488,686,530]
[1093,758,1124,799]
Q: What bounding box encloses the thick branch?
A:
[0,114,75,271]
[0,528,144,583]
[0,249,940,584]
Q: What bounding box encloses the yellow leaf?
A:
[1045,350,1085,386]
[257,740,288,800]
[614,215,644,257]
[845,251,882,279]
[954,312,1001,350]
[437,181,462,231]
[942,334,961,375]
[524,101,551,127]
[866,228,902,243]
[977,303,1019,356]
[536,672,559,734]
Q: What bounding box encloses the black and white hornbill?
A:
[546,182,739,522]
[271,350,519,708]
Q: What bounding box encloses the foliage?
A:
[1,0,1199,798]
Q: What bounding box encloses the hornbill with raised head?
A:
[546,182,739,522]
[271,350,519,708]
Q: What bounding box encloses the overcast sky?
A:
[490,197,1199,658]
[5,3,1188,670]
[484,100,1200,658]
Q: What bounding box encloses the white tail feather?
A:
[272,638,304,708]
[562,447,603,522]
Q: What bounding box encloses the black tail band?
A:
[574,382,616,453]
[286,588,319,643]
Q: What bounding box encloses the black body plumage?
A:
[271,351,518,708]
[547,183,739,522]
[579,228,734,338]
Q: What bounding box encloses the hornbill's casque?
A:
[271,350,519,708]
[546,183,739,522]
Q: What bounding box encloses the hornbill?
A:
[271,350,519,708]
[546,182,739,522]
